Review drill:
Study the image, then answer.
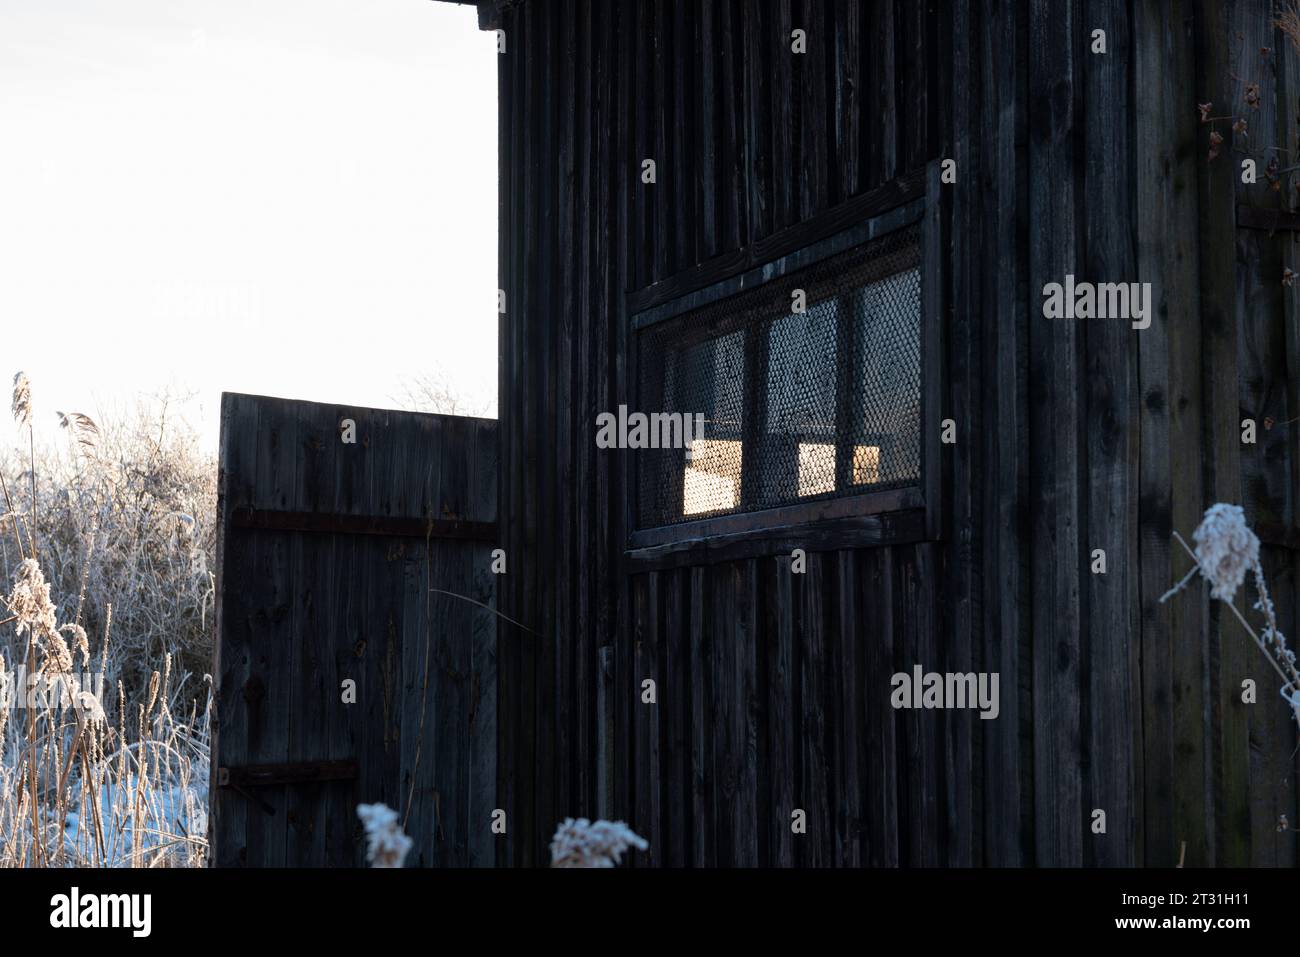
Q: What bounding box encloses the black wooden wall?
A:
[491,0,1300,867]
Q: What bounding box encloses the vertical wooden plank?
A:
[672,0,696,271]
[633,0,655,291]
[897,0,928,172]
[212,393,259,867]
[663,568,689,865]
[1194,0,1248,866]
[733,559,760,866]
[324,402,366,867]
[285,408,333,867]
[835,550,863,866]
[611,0,636,851]
[770,0,795,230]
[1250,548,1299,864]
[941,0,977,869]
[244,402,299,868]
[697,0,719,260]
[1028,0,1084,867]
[923,163,946,542]
[399,417,445,867]
[329,514,364,866]
[590,0,616,825]
[534,3,559,868]
[333,399,373,865]
[648,568,664,866]
[596,643,614,822]
[468,421,499,868]
[718,0,747,252]
[977,0,1029,868]
[495,0,518,870]
[435,423,473,866]
[872,0,898,186]
[710,563,736,864]
[689,565,715,865]
[863,547,898,866]
[1279,2,1300,874]
[1082,0,1139,868]
[743,0,772,245]
[518,0,542,866]
[896,544,941,866]
[398,534,434,867]
[553,0,577,845]
[834,0,862,203]
[798,552,831,866]
[633,573,662,863]
[573,0,595,824]
[1236,3,1296,865]
[1234,4,1290,533]
[378,411,410,847]
[356,413,399,826]
[1134,0,1207,868]
[766,554,796,866]
[650,0,672,282]
[800,0,827,220]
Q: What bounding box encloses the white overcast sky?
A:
[0,0,498,454]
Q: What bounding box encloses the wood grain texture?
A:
[485,0,1300,869]
[212,395,497,868]
[1027,0,1084,867]
[1195,0,1249,867]
[1082,0,1139,867]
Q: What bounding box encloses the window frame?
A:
[622,162,945,563]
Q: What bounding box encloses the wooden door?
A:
[210,393,497,867]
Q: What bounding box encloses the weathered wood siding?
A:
[212,394,497,867]
[493,0,1300,867]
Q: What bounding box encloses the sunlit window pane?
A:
[852,444,881,485]
[797,442,836,496]
[683,439,742,515]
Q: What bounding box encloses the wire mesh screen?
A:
[635,223,922,528]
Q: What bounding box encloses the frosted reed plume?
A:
[1162,503,1300,723]
[11,373,31,429]
[55,412,101,457]
[549,817,648,868]
[1,371,212,867]
[358,802,412,868]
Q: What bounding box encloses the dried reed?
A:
[0,373,211,867]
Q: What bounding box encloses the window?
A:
[632,215,925,536]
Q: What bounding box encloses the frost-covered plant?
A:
[1189,503,1258,601]
[1,373,210,868]
[358,802,411,868]
[9,559,59,643]
[1162,503,1300,724]
[549,817,648,868]
[1,382,216,701]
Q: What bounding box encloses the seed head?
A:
[357,802,411,868]
[8,558,58,640]
[1193,503,1259,602]
[11,372,31,428]
[549,817,648,868]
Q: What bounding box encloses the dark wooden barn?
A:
[211,0,1300,867]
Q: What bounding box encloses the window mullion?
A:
[834,290,859,492]
[740,321,769,511]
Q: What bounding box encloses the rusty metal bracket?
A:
[1237,203,1300,241]
[231,506,496,542]
[217,759,359,790]
[217,759,359,815]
